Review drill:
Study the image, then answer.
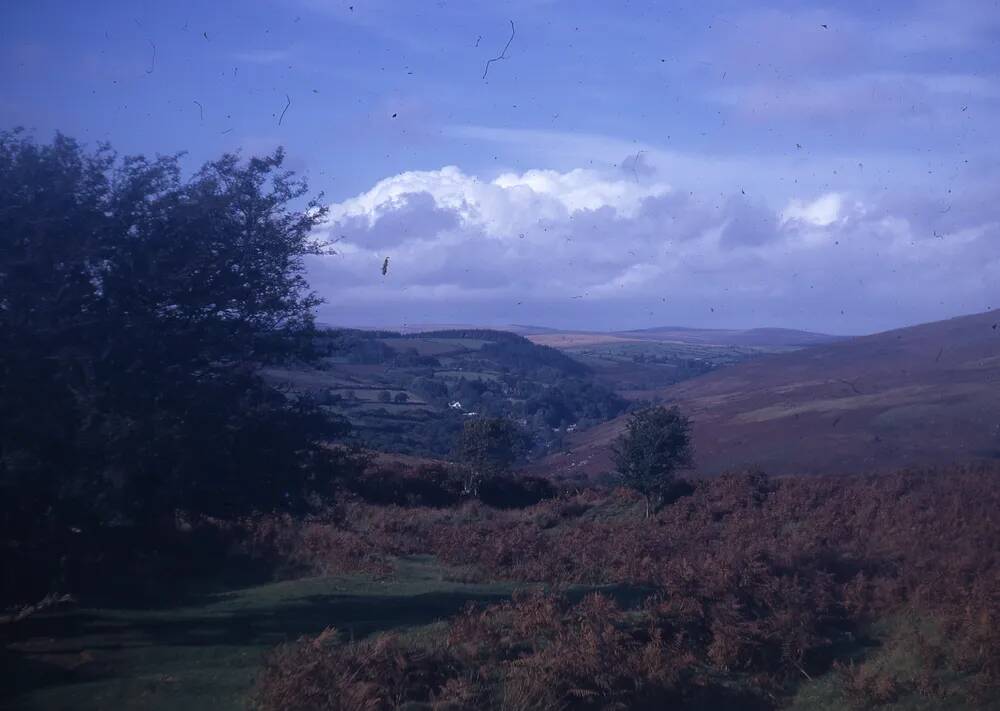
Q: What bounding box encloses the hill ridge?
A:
[532,310,1000,480]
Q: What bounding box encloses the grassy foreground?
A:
[4,580,994,711]
[1,558,523,711]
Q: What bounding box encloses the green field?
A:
[2,558,523,711]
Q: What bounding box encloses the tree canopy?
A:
[0,130,361,543]
[612,405,693,515]
[454,417,530,495]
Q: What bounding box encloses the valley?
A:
[274,324,843,460]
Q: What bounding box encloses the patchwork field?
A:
[525,324,842,398]
[263,329,632,458]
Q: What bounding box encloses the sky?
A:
[2,0,1000,334]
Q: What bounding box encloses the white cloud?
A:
[781,193,843,227]
[323,165,670,236]
[310,163,1000,333]
[493,168,664,216]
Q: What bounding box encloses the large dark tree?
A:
[0,130,362,550]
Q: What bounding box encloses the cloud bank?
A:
[309,159,1000,334]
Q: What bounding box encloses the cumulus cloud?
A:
[323,165,670,238]
[781,194,844,227]
[309,163,1000,334]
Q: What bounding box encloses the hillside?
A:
[268,324,847,458]
[263,329,627,457]
[526,325,844,349]
[535,310,1000,479]
[526,325,845,397]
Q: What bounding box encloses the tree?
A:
[0,130,363,548]
[612,406,693,516]
[454,417,529,496]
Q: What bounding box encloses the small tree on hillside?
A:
[612,406,693,517]
[454,417,528,496]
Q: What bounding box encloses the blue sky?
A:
[3,0,1000,333]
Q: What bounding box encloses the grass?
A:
[3,553,655,711]
[788,613,1000,711]
[3,555,645,711]
[1,557,523,711]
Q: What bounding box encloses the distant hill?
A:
[320,322,845,348]
[523,325,847,398]
[528,326,845,349]
[618,325,845,346]
[315,323,849,406]
[505,324,563,335]
[533,310,1000,479]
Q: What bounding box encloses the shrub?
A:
[453,418,531,496]
[352,463,463,508]
[839,660,904,706]
[253,628,465,711]
[477,475,556,509]
[247,465,1000,708]
[612,406,693,516]
[255,594,680,711]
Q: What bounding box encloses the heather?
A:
[250,465,1000,710]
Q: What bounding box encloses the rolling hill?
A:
[534,310,1000,479]
[525,325,846,398]
[525,325,845,349]
[270,323,838,459]
[324,323,844,349]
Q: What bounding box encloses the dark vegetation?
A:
[454,417,531,495]
[347,460,554,511]
[0,131,366,604]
